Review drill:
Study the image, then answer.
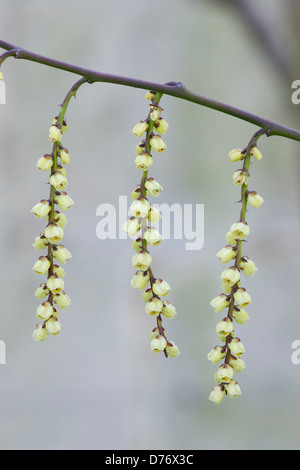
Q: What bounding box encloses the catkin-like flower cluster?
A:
[208,140,264,404]
[32,116,73,342]
[123,91,180,358]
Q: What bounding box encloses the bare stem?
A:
[1,39,300,142]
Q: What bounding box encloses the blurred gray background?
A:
[0,0,300,450]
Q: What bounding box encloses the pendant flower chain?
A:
[208,130,266,404]
[31,78,86,342]
[123,91,180,358]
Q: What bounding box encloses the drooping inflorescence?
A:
[31,116,73,341]
[123,91,180,358]
[208,133,265,404]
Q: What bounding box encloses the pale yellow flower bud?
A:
[228,148,244,162]
[209,385,226,405]
[234,287,251,308]
[229,356,246,373]
[132,237,144,252]
[148,206,161,223]
[214,363,234,384]
[36,301,56,320]
[122,217,141,237]
[210,294,230,313]
[150,135,167,152]
[144,178,163,197]
[44,223,64,244]
[135,152,153,170]
[130,270,150,290]
[49,171,68,191]
[52,116,67,133]
[53,291,71,309]
[216,245,237,264]
[130,197,151,218]
[31,200,51,219]
[132,121,149,137]
[247,191,264,209]
[166,341,180,358]
[135,142,145,156]
[225,379,242,398]
[52,264,65,278]
[207,346,226,364]
[46,274,64,294]
[131,185,145,201]
[142,288,153,303]
[33,256,51,275]
[161,301,177,319]
[250,146,263,161]
[152,279,171,297]
[143,227,162,246]
[145,91,156,101]
[230,221,250,240]
[221,266,240,287]
[150,335,167,352]
[232,169,249,186]
[58,148,70,164]
[52,211,67,228]
[145,297,163,316]
[150,106,161,122]
[32,324,49,342]
[225,231,237,246]
[54,192,74,211]
[216,318,234,340]
[228,337,246,357]
[36,154,53,171]
[49,125,62,143]
[45,317,61,335]
[53,245,72,264]
[33,234,49,251]
[154,118,169,135]
[35,283,49,299]
[132,250,152,271]
[232,306,249,324]
[239,256,257,276]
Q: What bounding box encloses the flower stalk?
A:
[208,129,266,404]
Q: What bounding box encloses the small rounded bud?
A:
[132,250,152,271]
[239,256,257,276]
[132,121,149,138]
[145,297,163,316]
[33,324,48,342]
[247,191,264,209]
[228,337,246,357]
[142,288,153,303]
[225,379,242,398]
[149,134,167,153]
[52,211,67,228]
[216,245,237,264]
[152,279,171,297]
[150,335,167,352]
[209,385,226,405]
[232,306,249,324]
[207,346,226,364]
[52,245,72,264]
[147,206,161,223]
[31,200,51,219]
[33,256,51,275]
[36,301,56,321]
[229,356,246,373]
[44,223,64,244]
[214,363,234,384]
[33,234,49,251]
[154,118,169,135]
[234,287,251,308]
[36,154,53,171]
[210,294,230,313]
[122,217,141,237]
[49,171,68,191]
[230,221,250,240]
[216,318,234,340]
[49,125,62,143]
[54,192,74,211]
[45,317,61,335]
[135,152,153,170]
[143,227,162,246]
[161,301,177,319]
[130,271,150,290]
[130,197,150,218]
[53,291,71,309]
[46,274,64,294]
[144,178,163,197]
[220,267,240,287]
[232,169,249,186]
[166,341,180,358]
[228,148,244,162]
[35,283,49,299]
[58,148,70,164]
[250,146,263,161]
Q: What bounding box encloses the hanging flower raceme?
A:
[123,91,180,358]
[208,132,265,404]
[32,115,73,342]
